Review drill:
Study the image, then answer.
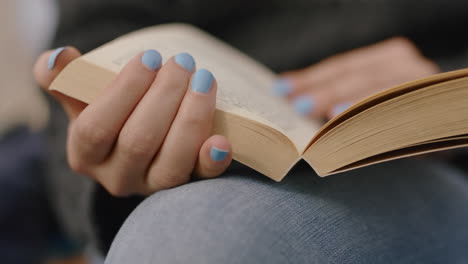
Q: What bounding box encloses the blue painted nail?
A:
[141,50,162,71]
[48,47,66,70]
[293,96,315,116]
[175,52,195,71]
[332,103,352,117]
[272,78,293,97]
[210,147,229,162]
[191,69,214,93]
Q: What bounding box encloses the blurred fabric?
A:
[0,127,53,263]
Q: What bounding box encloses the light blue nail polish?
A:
[48,47,66,70]
[175,52,195,71]
[293,96,315,116]
[210,147,229,162]
[332,103,352,117]
[272,78,293,97]
[191,69,214,93]
[141,50,162,71]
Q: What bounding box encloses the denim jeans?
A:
[105,159,468,264]
[0,127,81,263]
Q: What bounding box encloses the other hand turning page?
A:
[50,24,468,181]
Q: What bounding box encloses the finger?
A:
[68,50,162,175]
[33,47,86,120]
[326,102,354,120]
[286,58,352,95]
[274,52,372,98]
[288,46,434,119]
[147,69,217,192]
[97,53,196,196]
[290,72,371,119]
[194,135,232,179]
[273,37,420,98]
[312,55,438,119]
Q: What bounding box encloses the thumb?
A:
[33,46,86,120]
[194,135,232,179]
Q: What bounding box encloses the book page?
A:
[83,24,320,152]
[304,71,468,176]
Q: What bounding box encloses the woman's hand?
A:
[34,47,232,196]
[273,37,440,119]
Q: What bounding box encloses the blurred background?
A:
[0,0,56,136]
[1,0,88,263]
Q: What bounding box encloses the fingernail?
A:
[141,50,162,71]
[175,52,195,71]
[293,96,315,116]
[191,69,214,93]
[332,103,352,117]
[272,78,293,97]
[48,47,66,70]
[210,147,229,162]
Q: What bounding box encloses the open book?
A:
[50,24,468,181]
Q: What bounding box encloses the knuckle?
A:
[181,112,210,130]
[419,59,440,74]
[149,166,191,190]
[66,138,91,175]
[73,119,112,149]
[321,55,342,68]
[67,154,89,174]
[104,181,133,197]
[118,130,156,161]
[388,37,420,58]
[390,36,412,47]
[100,165,142,197]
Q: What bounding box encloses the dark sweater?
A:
[46,0,468,254]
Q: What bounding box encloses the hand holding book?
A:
[34,46,232,196]
[275,37,439,119]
